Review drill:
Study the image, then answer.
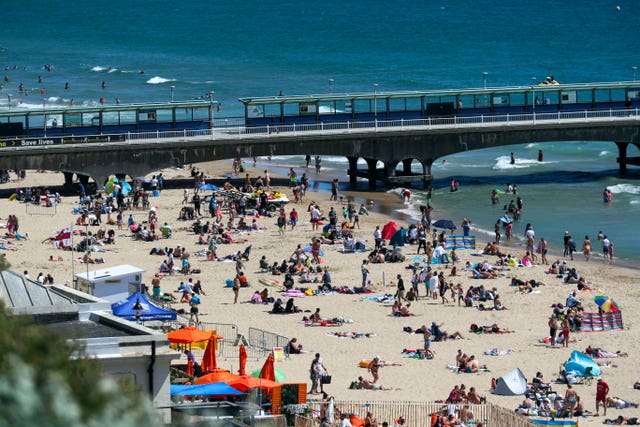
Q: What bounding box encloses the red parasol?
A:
[228,375,280,392]
[258,353,276,381]
[167,326,212,344]
[201,333,224,374]
[381,221,398,240]
[194,370,240,384]
[239,344,248,376]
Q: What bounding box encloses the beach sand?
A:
[1,162,639,426]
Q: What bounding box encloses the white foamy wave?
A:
[492,156,540,170]
[46,96,60,103]
[13,101,48,110]
[146,76,175,84]
[107,68,118,73]
[598,150,609,157]
[607,183,640,195]
[524,143,538,149]
[91,66,107,72]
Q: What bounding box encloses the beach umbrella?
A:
[239,344,247,376]
[201,333,224,374]
[227,375,280,392]
[432,219,457,230]
[257,353,276,381]
[594,295,620,313]
[252,367,285,382]
[195,370,240,384]
[167,327,212,344]
[381,221,398,240]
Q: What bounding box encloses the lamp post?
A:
[329,78,334,94]
[633,66,638,81]
[531,77,537,115]
[373,83,378,130]
[209,91,215,130]
[42,97,47,137]
[482,72,488,89]
[170,85,175,102]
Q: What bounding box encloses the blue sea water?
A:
[1,0,639,260]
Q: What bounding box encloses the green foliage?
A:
[0,302,159,427]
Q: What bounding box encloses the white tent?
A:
[493,368,528,395]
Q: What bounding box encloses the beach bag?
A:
[321,374,332,384]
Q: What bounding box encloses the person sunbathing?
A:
[357,376,391,390]
[392,300,412,317]
[585,346,628,358]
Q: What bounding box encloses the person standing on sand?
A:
[361,260,369,287]
[561,316,570,347]
[582,235,592,262]
[548,315,559,346]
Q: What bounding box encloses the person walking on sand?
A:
[232,275,240,304]
[369,356,381,383]
[596,377,610,416]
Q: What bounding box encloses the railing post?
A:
[293,123,296,136]
[507,113,509,125]
[400,118,404,130]
[183,129,186,142]
[321,122,324,134]
[428,117,431,128]
[267,125,270,136]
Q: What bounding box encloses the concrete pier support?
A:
[347,156,358,184]
[616,142,628,173]
[63,172,75,185]
[366,158,378,189]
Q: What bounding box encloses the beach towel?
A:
[483,348,514,356]
[327,332,376,339]
[580,311,624,332]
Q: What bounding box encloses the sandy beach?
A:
[1,162,639,427]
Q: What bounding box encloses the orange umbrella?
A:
[167,326,212,344]
[258,353,276,381]
[201,333,224,374]
[239,344,248,376]
[228,375,280,392]
[194,370,240,384]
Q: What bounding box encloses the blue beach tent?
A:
[564,350,601,377]
[111,291,177,321]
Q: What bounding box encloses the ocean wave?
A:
[107,68,118,73]
[599,150,610,157]
[91,66,108,72]
[146,76,176,85]
[607,183,640,195]
[492,155,541,170]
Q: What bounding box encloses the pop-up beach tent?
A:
[111,291,176,321]
[564,350,601,377]
[493,368,528,395]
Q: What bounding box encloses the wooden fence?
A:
[299,400,535,427]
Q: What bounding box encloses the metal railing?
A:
[302,400,535,427]
[2,107,638,149]
[248,327,290,355]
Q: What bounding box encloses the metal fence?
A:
[301,400,535,427]
[25,203,57,216]
[248,327,290,355]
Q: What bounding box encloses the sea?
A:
[1,0,639,262]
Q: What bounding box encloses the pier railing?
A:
[2,107,639,149]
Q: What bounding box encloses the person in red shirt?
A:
[596,377,610,416]
[289,208,298,230]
